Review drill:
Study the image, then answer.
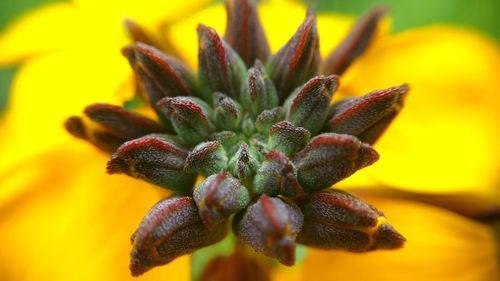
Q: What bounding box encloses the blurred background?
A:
[1,0,499,113]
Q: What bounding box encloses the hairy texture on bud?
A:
[193,173,251,229]
[268,121,310,157]
[296,189,405,251]
[198,24,247,100]
[211,131,239,152]
[130,196,228,276]
[322,7,385,75]
[123,43,198,106]
[156,97,214,146]
[233,195,303,266]
[225,0,271,66]
[228,143,260,184]
[213,92,242,131]
[267,10,320,102]
[184,141,228,175]
[241,60,278,116]
[286,75,338,135]
[326,84,409,144]
[253,151,302,197]
[255,107,285,134]
[107,134,196,193]
[294,133,379,192]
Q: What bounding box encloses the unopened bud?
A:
[294,133,379,192]
[268,121,310,157]
[184,141,228,175]
[193,173,250,229]
[253,151,302,197]
[233,195,303,266]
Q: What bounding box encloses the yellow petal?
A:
[298,197,499,281]
[338,26,500,194]
[0,143,189,280]
[0,3,128,65]
[0,48,133,174]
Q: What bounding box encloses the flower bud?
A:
[286,75,338,135]
[325,84,409,144]
[294,133,379,192]
[211,131,239,152]
[130,196,228,276]
[268,121,310,157]
[213,92,242,131]
[322,7,385,75]
[122,43,198,106]
[255,107,285,134]
[184,141,228,175]
[197,24,247,100]
[65,104,164,153]
[233,195,303,266]
[193,173,250,229]
[240,60,278,116]
[296,189,405,251]
[107,134,196,193]
[224,0,271,66]
[267,9,320,102]
[156,97,214,146]
[228,143,260,184]
[253,151,302,197]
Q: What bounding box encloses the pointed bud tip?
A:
[373,223,406,250]
[64,116,86,139]
[106,155,128,175]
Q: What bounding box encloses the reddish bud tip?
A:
[198,24,247,100]
[322,6,386,75]
[267,9,320,102]
[326,84,409,144]
[225,0,271,66]
[286,75,338,135]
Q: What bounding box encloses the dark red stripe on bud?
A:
[268,121,310,158]
[253,151,302,197]
[156,97,214,146]
[326,84,408,144]
[267,10,320,102]
[322,7,385,75]
[64,104,164,153]
[228,143,260,184]
[233,195,303,266]
[198,24,247,100]
[130,196,228,276]
[184,141,228,175]
[107,134,196,193]
[241,60,278,116]
[193,173,250,229]
[123,43,198,106]
[255,107,285,134]
[84,103,164,138]
[213,92,242,131]
[294,133,379,192]
[286,75,338,135]
[296,189,405,251]
[225,0,270,66]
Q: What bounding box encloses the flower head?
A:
[66,0,408,276]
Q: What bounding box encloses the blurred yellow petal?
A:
[339,26,500,194]
[0,48,133,174]
[0,143,189,280]
[300,197,499,281]
[0,3,128,65]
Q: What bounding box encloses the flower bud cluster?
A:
[66,0,408,276]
